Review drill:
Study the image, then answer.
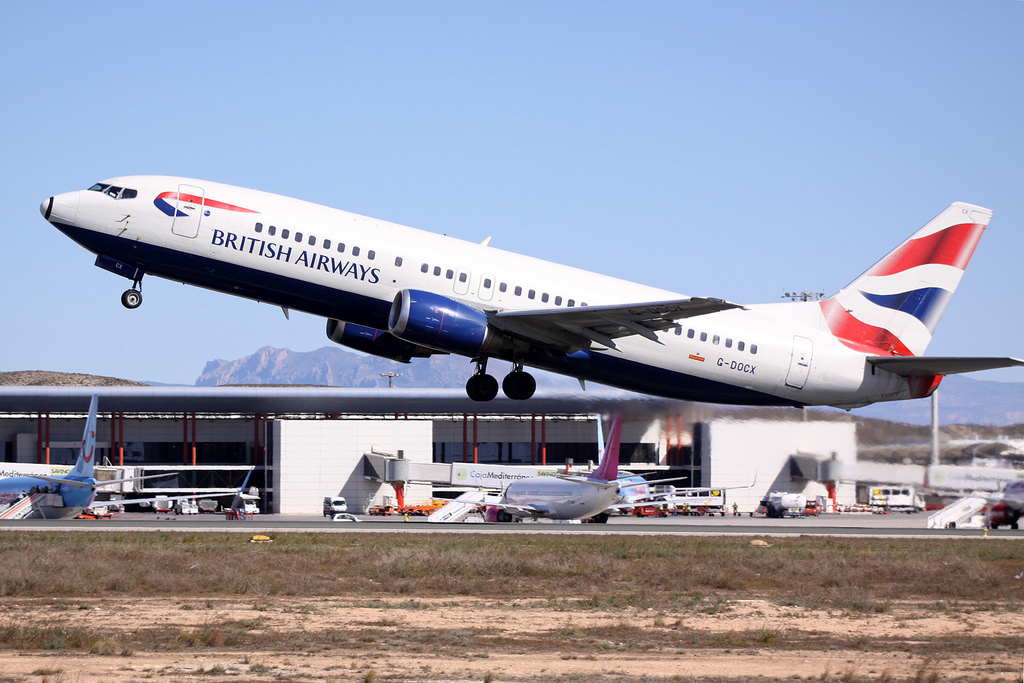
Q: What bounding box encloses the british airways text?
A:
[211,230,380,283]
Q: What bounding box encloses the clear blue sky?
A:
[3,1,1023,385]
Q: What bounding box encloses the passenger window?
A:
[528,290,536,300]
[281,229,290,239]
[434,266,441,276]
[738,341,745,351]
[446,269,454,280]
[352,246,360,256]
[554,296,562,306]
[483,278,492,288]
[700,332,707,342]
[459,272,467,283]
[712,335,720,345]
[514,286,522,296]
[268,226,277,236]
[421,263,429,273]
[675,326,682,336]
[324,239,332,250]
[687,329,695,339]
[581,302,588,307]
[751,344,758,354]
[295,232,303,242]
[499,283,507,292]
[255,223,263,233]
[395,257,403,267]
[567,299,575,307]
[308,235,316,246]
[338,243,346,253]
[368,250,375,260]
[725,338,732,348]
[541,293,549,303]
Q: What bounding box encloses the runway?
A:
[0,512,1017,538]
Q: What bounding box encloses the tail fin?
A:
[67,395,98,479]
[820,202,991,356]
[590,413,621,482]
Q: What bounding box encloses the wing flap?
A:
[868,356,1024,377]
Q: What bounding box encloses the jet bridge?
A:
[363,452,551,509]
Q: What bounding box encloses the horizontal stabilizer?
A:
[868,356,1024,377]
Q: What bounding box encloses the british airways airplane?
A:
[40,177,1022,406]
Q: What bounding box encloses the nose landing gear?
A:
[120,282,142,309]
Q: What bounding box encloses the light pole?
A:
[379,371,402,388]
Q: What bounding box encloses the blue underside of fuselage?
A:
[0,475,92,519]
[54,222,797,406]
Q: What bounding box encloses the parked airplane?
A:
[0,396,255,519]
[41,177,1023,406]
[985,480,1024,529]
[483,413,627,522]
[0,395,106,519]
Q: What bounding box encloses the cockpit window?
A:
[88,183,137,200]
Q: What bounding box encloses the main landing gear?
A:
[466,359,536,402]
[120,282,142,309]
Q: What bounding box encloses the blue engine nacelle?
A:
[388,289,500,356]
[326,319,436,363]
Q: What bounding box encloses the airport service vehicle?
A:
[367,500,445,516]
[323,496,348,516]
[758,492,808,518]
[869,486,925,513]
[330,513,360,522]
[41,179,1023,406]
[174,500,199,515]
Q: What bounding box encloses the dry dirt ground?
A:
[0,596,1021,682]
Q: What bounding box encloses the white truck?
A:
[323,496,348,516]
[870,486,925,513]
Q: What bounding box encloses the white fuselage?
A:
[503,476,620,520]
[42,176,918,407]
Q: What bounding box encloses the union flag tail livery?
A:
[821,203,990,357]
[40,176,1024,409]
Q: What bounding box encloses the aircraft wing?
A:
[491,297,743,351]
[31,475,91,488]
[867,356,1024,377]
[96,490,241,509]
[482,501,549,517]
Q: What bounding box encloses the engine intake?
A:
[388,289,502,356]
[326,319,435,363]
[986,502,1019,529]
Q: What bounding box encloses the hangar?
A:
[0,386,856,515]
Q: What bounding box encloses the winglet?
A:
[68,394,98,480]
[590,413,621,482]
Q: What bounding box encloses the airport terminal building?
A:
[0,386,857,515]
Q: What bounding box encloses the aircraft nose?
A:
[44,191,80,225]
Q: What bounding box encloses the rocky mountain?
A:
[194,345,580,390]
